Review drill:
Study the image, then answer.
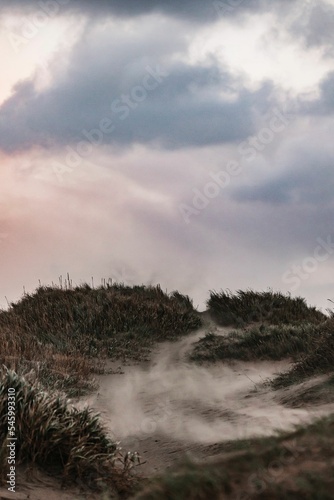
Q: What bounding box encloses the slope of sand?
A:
[3,319,334,498]
[79,321,334,476]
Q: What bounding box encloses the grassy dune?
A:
[0,282,201,494]
[136,286,334,499]
[1,283,333,498]
[273,316,334,388]
[194,289,334,389]
[191,323,321,363]
[134,414,334,499]
[0,282,201,395]
[0,369,136,497]
[208,289,325,327]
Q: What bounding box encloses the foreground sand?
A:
[2,318,334,499]
[82,322,334,477]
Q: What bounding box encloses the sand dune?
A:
[3,318,334,498]
[79,322,334,475]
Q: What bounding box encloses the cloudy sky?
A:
[1,0,334,311]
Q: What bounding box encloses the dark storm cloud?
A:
[0,23,274,152]
[0,0,297,23]
[188,147,334,266]
[307,71,334,115]
[319,72,334,112]
[290,2,334,52]
[296,71,334,117]
[233,153,334,207]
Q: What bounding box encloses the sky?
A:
[0,0,334,312]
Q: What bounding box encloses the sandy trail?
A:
[79,323,334,475]
[5,322,333,499]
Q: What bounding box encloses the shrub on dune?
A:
[0,368,136,495]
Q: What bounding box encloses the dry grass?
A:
[0,282,201,395]
[0,369,139,496]
[1,283,333,498]
[273,317,334,388]
[280,374,334,407]
[192,319,334,399]
[197,290,334,390]
[0,324,98,397]
[0,281,201,495]
[191,323,321,363]
[133,414,334,499]
[208,289,325,327]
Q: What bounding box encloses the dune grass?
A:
[0,281,201,396]
[208,289,325,327]
[0,368,139,496]
[192,316,334,392]
[0,281,201,494]
[273,317,334,388]
[133,413,334,499]
[191,322,321,363]
[1,283,333,498]
[195,290,334,391]
[280,374,334,407]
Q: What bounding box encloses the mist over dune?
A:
[0,1,334,314]
[79,323,334,477]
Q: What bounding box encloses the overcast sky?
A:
[1,0,334,311]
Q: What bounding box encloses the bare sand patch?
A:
[78,326,334,475]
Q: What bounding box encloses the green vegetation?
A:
[0,283,333,498]
[0,369,138,497]
[0,281,201,494]
[134,414,334,499]
[191,317,333,391]
[208,289,325,327]
[0,282,201,395]
[134,459,231,500]
[196,290,334,391]
[191,322,320,363]
[280,374,334,407]
[273,317,334,388]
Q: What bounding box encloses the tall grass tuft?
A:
[208,289,325,327]
[0,282,201,395]
[191,323,321,363]
[0,368,136,495]
[273,317,334,387]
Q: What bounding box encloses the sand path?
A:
[3,319,334,498]
[79,319,334,476]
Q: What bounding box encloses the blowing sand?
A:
[3,321,334,499]
[79,324,334,475]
